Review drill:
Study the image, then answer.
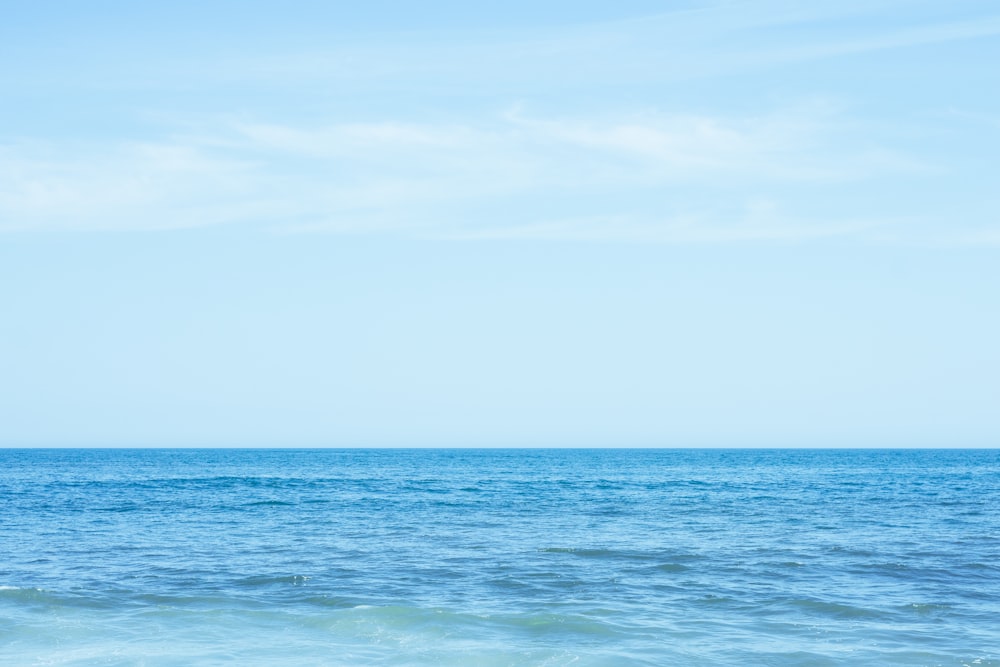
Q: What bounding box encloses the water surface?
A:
[2,448,998,665]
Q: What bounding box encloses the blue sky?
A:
[1,0,998,446]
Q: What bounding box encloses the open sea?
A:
[1,448,998,666]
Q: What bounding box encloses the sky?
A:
[1,0,998,447]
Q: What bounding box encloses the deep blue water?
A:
[1,448,999,666]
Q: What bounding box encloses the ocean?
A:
[1,448,998,666]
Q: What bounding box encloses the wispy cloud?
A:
[0,103,934,240]
[12,0,994,99]
[435,211,888,244]
[137,2,1000,91]
[746,15,1000,68]
[0,142,265,231]
[2,0,996,242]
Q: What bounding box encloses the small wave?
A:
[301,595,361,609]
[539,548,698,567]
[325,604,627,642]
[0,585,49,599]
[132,592,258,608]
[781,597,884,619]
[235,575,311,587]
[0,586,113,609]
[498,612,628,639]
[95,503,142,513]
[539,547,654,561]
[903,602,952,616]
[654,563,689,573]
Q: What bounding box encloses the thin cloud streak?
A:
[0,104,931,239]
[144,6,1000,91]
[0,142,263,231]
[433,214,889,244]
[13,2,995,95]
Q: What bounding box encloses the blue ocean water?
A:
[1,448,998,666]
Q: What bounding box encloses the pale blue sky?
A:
[1,1,998,446]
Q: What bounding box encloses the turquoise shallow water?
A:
[1,448,999,666]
